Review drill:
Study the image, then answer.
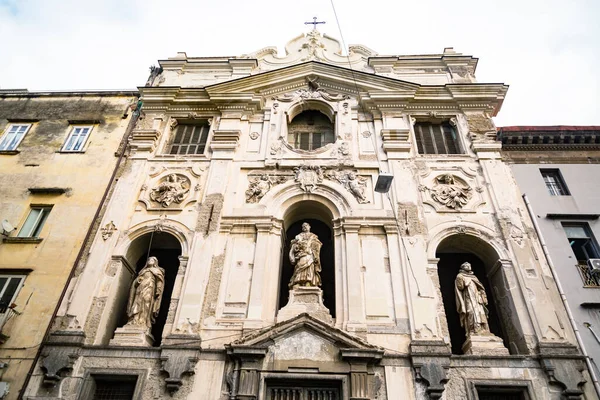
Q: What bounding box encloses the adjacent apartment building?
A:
[22,30,597,399]
[500,125,600,394]
[0,89,138,399]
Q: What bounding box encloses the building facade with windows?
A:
[23,32,597,399]
[500,125,600,391]
[0,89,138,399]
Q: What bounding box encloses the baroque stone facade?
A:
[22,31,597,400]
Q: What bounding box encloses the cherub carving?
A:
[326,170,370,203]
[245,174,287,203]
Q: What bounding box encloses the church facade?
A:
[24,30,596,399]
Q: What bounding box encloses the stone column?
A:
[226,346,267,400]
[341,349,384,400]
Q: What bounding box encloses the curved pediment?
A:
[242,29,378,72]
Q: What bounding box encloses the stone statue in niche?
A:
[289,223,322,288]
[326,170,370,204]
[126,257,165,329]
[245,174,288,203]
[430,174,472,209]
[455,262,490,336]
[150,174,190,207]
[294,165,324,193]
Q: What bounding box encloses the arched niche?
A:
[278,201,336,317]
[285,102,336,152]
[435,234,515,355]
[113,231,182,347]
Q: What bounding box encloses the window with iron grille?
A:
[476,386,529,400]
[0,124,31,151]
[266,380,341,400]
[287,110,335,151]
[414,121,459,155]
[563,224,600,287]
[92,375,137,400]
[540,169,570,196]
[168,122,209,155]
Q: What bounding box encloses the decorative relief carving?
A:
[273,76,350,103]
[100,221,117,240]
[150,174,191,207]
[428,174,472,209]
[294,165,324,193]
[326,169,370,204]
[466,114,497,141]
[245,174,289,203]
[337,141,351,158]
[249,131,260,140]
[361,130,372,138]
[270,140,282,155]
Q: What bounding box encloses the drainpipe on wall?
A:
[17,97,142,400]
[522,194,600,397]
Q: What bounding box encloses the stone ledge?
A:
[3,237,43,244]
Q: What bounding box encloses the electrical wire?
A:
[329,0,423,296]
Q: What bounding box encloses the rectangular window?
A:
[92,375,138,400]
[0,276,25,314]
[414,121,459,155]
[540,169,570,196]
[476,387,529,400]
[0,124,31,151]
[62,126,92,152]
[169,122,209,155]
[17,206,52,238]
[563,223,600,287]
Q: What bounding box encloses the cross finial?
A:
[304,16,325,30]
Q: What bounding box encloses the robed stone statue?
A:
[126,256,165,329]
[289,222,322,288]
[455,262,490,336]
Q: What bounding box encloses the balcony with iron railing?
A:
[577,262,600,288]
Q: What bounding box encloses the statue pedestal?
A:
[277,286,333,325]
[462,334,509,356]
[110,325,154,347]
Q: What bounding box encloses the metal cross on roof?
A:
[304,17,325,30]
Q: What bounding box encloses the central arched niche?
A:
[436,234,512,355]
[278,200,335,316]
[287,109,335,151]
[115,231,181,346]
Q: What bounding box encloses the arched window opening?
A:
[278,201,335,317]
[436,235,515,355]
[287,110,334,151]
[115,232,181,347]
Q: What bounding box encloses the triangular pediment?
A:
[205,61,420,99]
[230,313,379,351]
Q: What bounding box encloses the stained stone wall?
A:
[23,32,598,400]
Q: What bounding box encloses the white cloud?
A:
[1,0,598,125]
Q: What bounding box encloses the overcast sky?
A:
[1,0,598,126]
